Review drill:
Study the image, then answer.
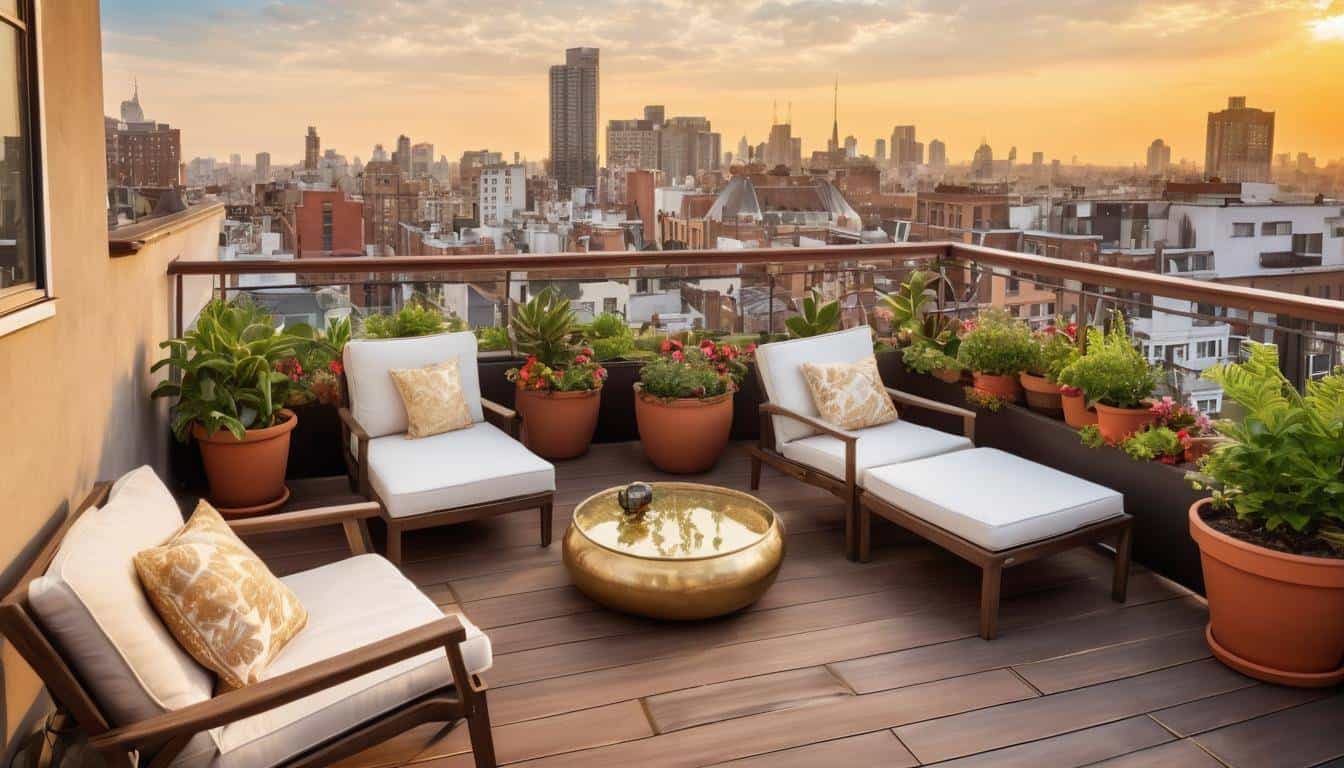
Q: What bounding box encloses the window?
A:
[1292,233,1323,255]
[0,0,46,329]
[1196,340,1219,358]
[1231,223,1254,237]
[603,297,617,313]
[1196,398,1219,414]
[1262,221,1292,236]
[321,202,333,251]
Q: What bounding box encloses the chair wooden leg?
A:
[1112,523,1133,602]
[387,523,403,566]
[857,501,872,563]
[466,688,497,768]
[979,562,1003,640]
[749,454,762,490]
[844,487,861,562]
[540,501,553,547]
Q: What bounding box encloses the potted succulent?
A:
[956,309,1036,402]
[1019,322,1078,415]
[508,288,604,459]
[151,298,302,516]
[634,339,748,473]
[785,288,841,338]
[1187,344,1344,687]
[1057,316,1158,443]
[886,271,965,384]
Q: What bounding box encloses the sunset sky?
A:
[101,0,1344,168]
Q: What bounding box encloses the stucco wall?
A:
[0,1,222,753]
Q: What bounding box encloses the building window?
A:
[1261,221,1292,236]
[0,0,47,329]
[1196,398,1219,414]
[1196,340,1219,358]
[321,202,333,251]
[1231,223,1254,237]
[1292,233,1323,256]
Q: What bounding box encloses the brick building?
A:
[360,161,423,255]
[294,188,363,257]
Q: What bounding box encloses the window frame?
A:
[1231,222,1254,238]
[0,0,52,337]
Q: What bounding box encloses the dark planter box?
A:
[881,361,1207,594]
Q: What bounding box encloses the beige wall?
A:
[0,0,222,751]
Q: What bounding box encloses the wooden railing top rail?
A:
[167,241,1344,325]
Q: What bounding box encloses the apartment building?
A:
[479,163,526,227]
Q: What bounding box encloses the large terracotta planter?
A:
[1019,372,1063,414]
[634,385,734,474]
[192,408,296,517]
[971,372,1022,402]
[1060,389,1097,428]
[1190,498,1344,687]
[1094,402,1154,443]
[516,386,602,460]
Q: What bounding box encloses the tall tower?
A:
[829,77,839,154]
[304,126,320,171]
[1205,96,1274,182]
[396,134,412,177]
[549,47,600,193]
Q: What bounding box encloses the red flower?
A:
[596,367,608,380]
[328,360,344,376]
[574,354,590,365]
[700,339,716,350]
[519,369,531,382]
[671,350,685,362]
[1158,455,1178,465]
[744,343,757,355]
[660,339,672,353]
[581,347,594,358]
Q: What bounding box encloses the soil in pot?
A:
[1094,402,1154,443]
[516,387,602,460]
[635,386,734,474]
[1190,499,1344,687]
[1019,372,1063,414]
[1060,389,1097,428]
[972,372,1022,402]
[192,408,296,517]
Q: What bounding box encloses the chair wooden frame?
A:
[0,485,498,768]
[340,397,554,565]
[747,372,977,561]
[861,490,1133,640]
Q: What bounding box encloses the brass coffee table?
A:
[562,482,785,620]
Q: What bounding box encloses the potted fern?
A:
[1057,314,1158,443]
[956,309,1036,402]
[1187,343,1344,687]
[634,339,748,473]
[507,288,604,459]
[151,298,302,516]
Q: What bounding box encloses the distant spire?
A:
[830,76,839,153]
[787,101,792,126]
[772,99,777,126]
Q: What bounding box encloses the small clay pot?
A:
[516,386,603,460]
[1190,498,1344,687]
[1094,402,1155,444]
[972,372,1022,402]
[931,367,963,384]
[634,385,734,474]
[193,408,296,516]
[1019,372,1063,414]
[1060,389,1098,428]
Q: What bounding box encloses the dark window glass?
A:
[0,14,39,306]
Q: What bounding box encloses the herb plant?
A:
[1056,314,1158,408]
[360,299,455,339]
[955,309,1036,376]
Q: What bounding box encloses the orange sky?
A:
[101,0,1344,167]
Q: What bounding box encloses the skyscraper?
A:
[828,79,840,154]
[737,136,750,164]
[972,142,994,179]
[1205,97,1274,183]
[928,139,946,170]
[1146,139,1172,177]
[843,135,857,159]
[643,105,665,127]
[606,118,659,169]
[891,125,923,167]
[255,151,270,181]
[304,126,320,171]
[411,142,434,178]
[874,138,886,163]
[549,47,600,192]
[395,134,412,178]
[659,116,717,181]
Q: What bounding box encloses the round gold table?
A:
[562,482,785,620]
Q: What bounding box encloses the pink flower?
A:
[328,360,344,376]
[574,354,590,365]
[672,350,685,362]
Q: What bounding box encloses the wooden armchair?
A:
[340,331,556,564]
[748,327,978,561]
[0,471,498,768]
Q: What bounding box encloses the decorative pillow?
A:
[388,359,474,439]
[134,501,308,690]
[800,355,899,430]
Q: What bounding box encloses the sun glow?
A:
[1309,14,1344,41]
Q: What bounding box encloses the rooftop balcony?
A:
[7,215,1344,767]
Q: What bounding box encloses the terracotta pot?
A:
[634,385,734,474]
[931,367,963,384]
[1019,372,1063,414]
[972,372,1022,402]
[1094,402,1155,443]
[1060,389,1098,428]
[192,408,296,517]
[516,386,602,460]
[1190,498,1344,687]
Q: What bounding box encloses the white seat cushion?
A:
[863,448,1124,551]
[344,331,484,438]
[367,421,555,519]
[780,419,973,485]
[28,466,214,730]
[754,326,877,445]
[172,554,491,767]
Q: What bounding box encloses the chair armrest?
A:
[228,502,379,555]
[337,407,370,441]
[338,408,372,496]
[89,616,468,753]
[886,387,977,442]
[481,397,520,438]
[759,403,858,443]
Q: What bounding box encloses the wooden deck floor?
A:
[247,442,1344,768]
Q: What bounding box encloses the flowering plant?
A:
[1149,396,1212,434]
[660,337,752,385]
[956,309,1037,376]
[640,345,738,400]
[1029,322,1080,382]
[507,348,607,393]
[280,357,347,407]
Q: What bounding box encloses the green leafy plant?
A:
[639,346,736,400]
[1079,424,1105,448]
[476,325,512,352]
[1188,342,1344,541]
[360,299,457,339]
[902,343,963,375]
[282,314,352,407]
[1056,314,1158,408]
[591,336,635,361]
[586,311,635,360]
[785,288,840,339]
[1029,323,1080,382]
[963,386,1005,412]
[151,298,301,441]
[511,288,580,368]
[1121,426,1184,462]
[881,270,939,338]
[956,309,1036,376]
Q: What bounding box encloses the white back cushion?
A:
[343,331,483,438]
[755,326,877,444]
[28,466,213,727]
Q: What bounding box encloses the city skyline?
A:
[101,0,1344,166]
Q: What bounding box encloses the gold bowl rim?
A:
[571,481,780,562]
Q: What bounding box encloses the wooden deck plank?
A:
[1012,627,1211,694]
[415,699,654,765]
[706,731,915,768]
[1193,695,1344,768]
[644,666,853,734]
[1088,738,1225,768]
[1149,684,1334,737]
[924,716,1173,768]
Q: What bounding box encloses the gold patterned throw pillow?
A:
[134,502,307,690]
[388,359,474,439]
[800,356,899,430]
